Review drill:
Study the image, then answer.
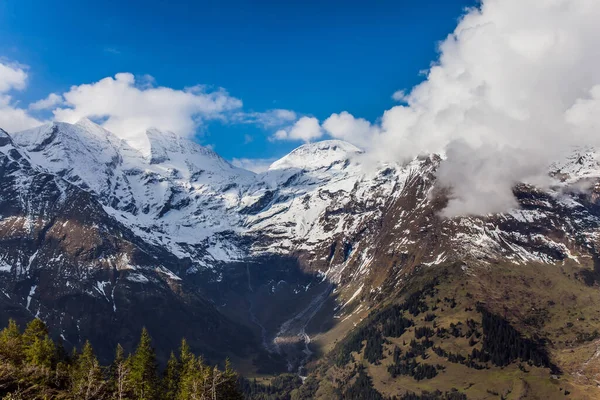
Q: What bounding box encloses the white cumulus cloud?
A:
[322,111,379,149]
[52,72,243,148]
[272,116,322,142]
[29,93,64,110]
[0,62,28,92]
[0,62,43,132]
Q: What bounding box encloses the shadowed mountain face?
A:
[1,120,600,390]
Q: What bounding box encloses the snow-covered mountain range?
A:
[1,118,600,369]
[9,119,405,269]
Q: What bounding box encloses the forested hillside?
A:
[0,319,242,399]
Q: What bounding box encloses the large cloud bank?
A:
[279,0,600,216]
[52,73,243,146]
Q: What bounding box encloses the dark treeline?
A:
[399,279,438,317]
[423,313,436,322]
[238,374,329,400]
[345,365,465,400]
[331,279,441,367]
[238,374,302,400]
[414,327,435,340]
[472,306,557,372]
[387,345,441,381]
[329,278,444,368]
[344,366,384,400]
[332,304,415,366]
[392,389,467,400]
[431,346,486,370]
[0,318,243,399]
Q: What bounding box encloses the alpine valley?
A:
[1,118,600,398]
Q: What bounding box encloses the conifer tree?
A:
[110,343,132,400]
[130,327,159,400]
[22,318,48,339]
[179,338,192,368]
[71,340,104,400]
[55,335,69,364]
[0,319,23,364]
[220,358,243,400]
[0,320,244,399]
[109,343,125,382]
[22,318,54,368]
[177,352,208,400]
[162,351,180,399]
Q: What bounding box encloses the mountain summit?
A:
[269,139,363,171]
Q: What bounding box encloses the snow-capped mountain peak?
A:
[142,127,246,176]
[10,121,125,194]
[269,139,363,171]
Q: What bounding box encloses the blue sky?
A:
[0,0,476,162]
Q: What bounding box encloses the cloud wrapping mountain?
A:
[267,0,600,215]
[320,0,600,215]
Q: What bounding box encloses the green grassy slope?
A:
[297,260,600,399]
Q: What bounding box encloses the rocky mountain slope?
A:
[0,126,255,364]
[1,119,600,397]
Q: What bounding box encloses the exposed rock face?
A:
[0,127,253,363]
[1,120,600,371]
